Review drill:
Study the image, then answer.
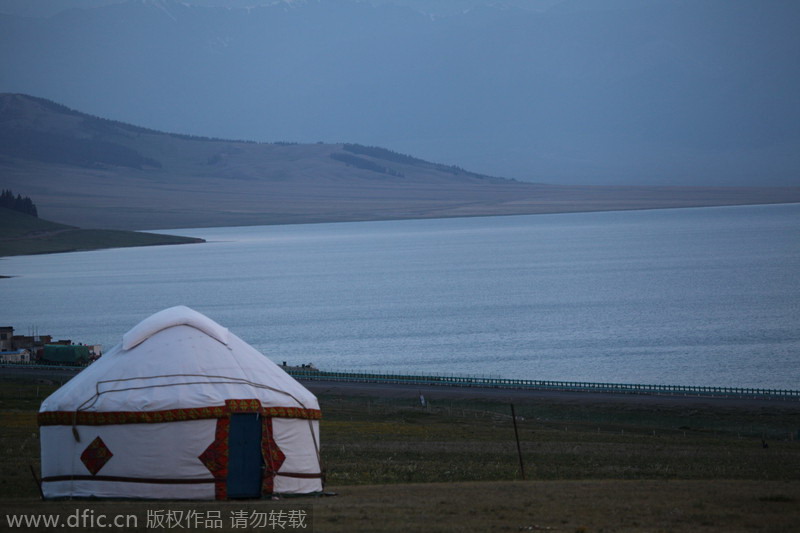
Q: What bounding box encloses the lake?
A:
[2,204,798,388]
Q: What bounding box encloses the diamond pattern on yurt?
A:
[80,436,113,475]
[199,418,229,480]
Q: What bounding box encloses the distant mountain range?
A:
[1,0,798,186]
[2,93,799,231]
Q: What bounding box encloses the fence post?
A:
[510,403,525,480]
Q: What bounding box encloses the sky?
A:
[1,0,799,186]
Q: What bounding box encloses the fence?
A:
[285,368,800,401]
[3,361,797,401]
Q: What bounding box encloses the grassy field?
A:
[0,208,204,258]
[1,376,799,531]
[319,394,800,484]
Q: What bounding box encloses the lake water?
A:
[2,204,798,389]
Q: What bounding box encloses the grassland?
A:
[1,375,798,532]
[0,208,204,258]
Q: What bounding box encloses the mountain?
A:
[0,0,798,186]
[2,93,799,231]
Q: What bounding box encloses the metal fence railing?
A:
[0,361,85,370]
[3,361,797,401]
[286,369,800,401]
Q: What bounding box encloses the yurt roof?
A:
[39,306,318,414]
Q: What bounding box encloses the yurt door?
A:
[227,413,264,498]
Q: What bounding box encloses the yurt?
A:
[38,306,323,500]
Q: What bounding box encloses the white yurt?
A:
[38,306,323,500]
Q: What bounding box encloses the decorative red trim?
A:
[261,417,286,495]
[42,475,214,485]
[264,406,320,420]
[38,405,321,426]
[214,417,230,500]
[198,417,230,500]
[197,401,289,500]
[225,399,262,413]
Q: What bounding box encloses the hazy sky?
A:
[1,0,799,186]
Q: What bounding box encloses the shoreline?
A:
[122,198,800,233]
[3,201,797,260]
[0,230,204,260]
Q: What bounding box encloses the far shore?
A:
[3,200,798,261]
[0,228,204,259]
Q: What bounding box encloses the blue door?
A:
[227,413,263,498]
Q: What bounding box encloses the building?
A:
[0,327,13,351]
[0,348,31,363]
[0,326,100,361]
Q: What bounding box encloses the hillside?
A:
[2,93,800,230]
[1,0,798,186]
[0,207,204,257]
